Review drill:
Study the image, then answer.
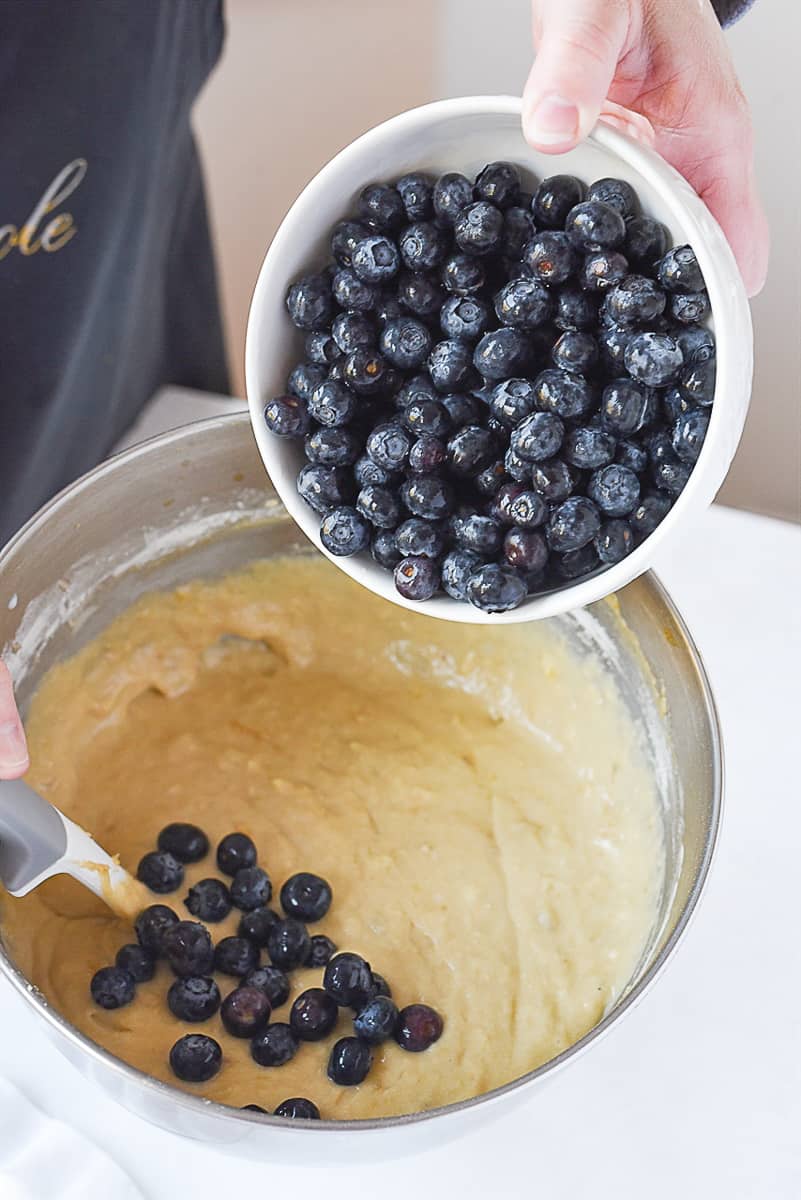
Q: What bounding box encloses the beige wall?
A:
[195,0,800,521]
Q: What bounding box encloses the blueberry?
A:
[446,426,495,476]
[263,396,310,439]
[238,907,280,947]
[354,455,396,488]
[454,513,504,555]
[137,851,183,895]
[251,1024,299,1069]
[600,378,655,435]
[217,832,257,876]
[115,943,155,983]
[397,271,444,318]
[135,905,179,955]
[379,316,432,370]
[214,936,259,978]
[673,324,715,362]
[466,563,527,613]
[168,975,221,1022]
[288,363,327,403]
[488,378,535,428]
[532,174,584,227]
[274,1098,321,1120]
[243,965,291,1009]
[672,408,709,463]
[587,464,641,516]
[523,231,579,285]
[624,215,668,268]
[440,295,491,342]
[401,475,454,520]
[305,428,361,467]
[474,161,520,208]
[679,347,716,405]
[353,995,399,1044]
[652,449,692,495]
[563,426,617,470]
[504,528,548,574]
[359,183,404,232]
[501,206,535,258]
[394,556,440,601]
[332,268,379,313]
[441,549,482,600]
[508,490,547,529]
[657,244,705,294]
[493,277,552,329]
[374,292,404,326]
[305,332,341,367]
[289,987,339,1042]
[306,934,338,968]
[90,966,135,1009]
[276,872,332,923]
[547,497,602,552]
[440,392,481,427]
[170,1034,222,1083]
[320,506,371,556]
[371,528,401,569]
[428,339,476,392]
[267,918,311,969]
[587,177,638,217]
[531,458,578,503]
[511,412,565,463]
[669,291,710,325]
[441,252,486,296]
[624,332,683,386]
[185,878,232,923]
[343,348,392,396]
[221,985,271,1037]
[504,445,532,482]
[395,372,438,409]
[595,519,635,564]
[285,274,333,331]
[332,310,375,354]
[396,171,435,221]
[554,543,600,580]
[630,490,672,537]
[454,200,503,256]
[242,1104,268,1114]
[396,517,445,558]
[157,823,209,864]
[367,973,392,1001]
[554,287,598,332]
[432,172,474,224]
[534,368,594,420]
[489,481,527,524]
[549,331,596,375]
[228,866,271,913]
[581,250,629,292]
[351,234,400,284]
[616,439,648,473]
[399,221,448,271]
[402,397,450,441]
[327,1037,373,1086]
[307,381,357,429]
[475,459,509,496]
[565,201,626,251]
[324,952,374,1008]
[598,325,633,375]
[331,219,372,267]
[357,484,401,529]
[162,921,214,977]
[473,328,531,380]
[605,275,667,326]
[297,463,353,515]
[367,422,411,470]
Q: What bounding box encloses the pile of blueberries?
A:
[265,163,715,612]
[89,823,443,1120]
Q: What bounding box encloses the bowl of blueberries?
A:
[245,95,752,620]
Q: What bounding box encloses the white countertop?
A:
[1,390,799,1198]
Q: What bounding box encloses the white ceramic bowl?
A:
[245,95,752,624]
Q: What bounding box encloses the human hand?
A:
[522,0,768,295]
[0,661,29,779]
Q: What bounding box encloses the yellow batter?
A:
[0,556,663,1119]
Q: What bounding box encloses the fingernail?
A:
[527,93,579,146]
[0,718,29,771]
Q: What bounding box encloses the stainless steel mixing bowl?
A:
[0,414,721,1163]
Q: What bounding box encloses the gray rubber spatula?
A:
[0,778,150,920]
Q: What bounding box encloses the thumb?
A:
[0,661,29,779]
[523,0,630,152]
